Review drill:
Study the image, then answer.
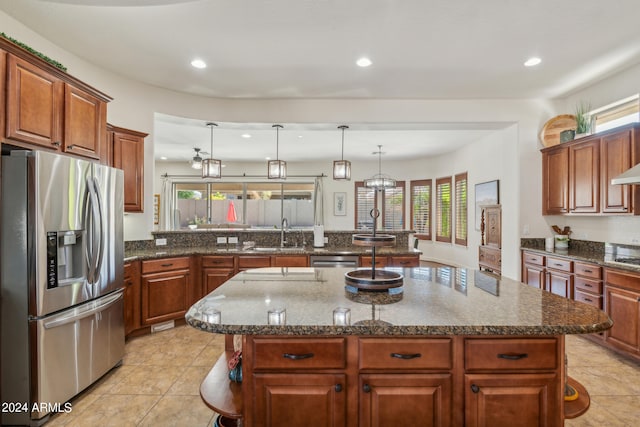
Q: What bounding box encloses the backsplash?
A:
[126,230,412,252]
[520,238,605,254]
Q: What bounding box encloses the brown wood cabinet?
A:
[522,251,546,289]
[123,261,141,336]
[360,254,419,268]
[109,124,147,212]
[141,257,193,326]
[201,255,235,296]
[237,255,271,272]
[542,123,640,216]
[271,255,308,267]
[546,256,573,298]
[479,205,501,274]
[604,268,640,356]
[5,53,108,160]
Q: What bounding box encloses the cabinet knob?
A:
[67,144,75,149]
[52,141,61,147]
[334,384,342,393]
[362,383,371,393]
[471,384,480,394]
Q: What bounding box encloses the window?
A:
[592,95,639,133]
[435,177,452,242]
[173,181,315,229]
[454,172,468,246]
[355,181,405,230]
[410,179,432,240]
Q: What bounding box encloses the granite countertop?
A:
[185,266,612,336]
[124,246,421,261]
[520,244,640,273]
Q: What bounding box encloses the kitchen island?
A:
[186,266,612,427]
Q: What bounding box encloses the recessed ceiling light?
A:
[241,134,251,138]
[160,156,167,160]
[265,156,271,160]
[356,57,372,67]
[298,135,303,138]
[524,57,541,67]
[191,58,207,69]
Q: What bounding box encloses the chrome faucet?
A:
[281,217,289,247]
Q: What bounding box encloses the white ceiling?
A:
[3,0,640,162]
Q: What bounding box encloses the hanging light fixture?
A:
[190,147,203,170]
[202,122,222,179]
[364,145,396,189]
[333,125,352,180]
[268,124,287,179]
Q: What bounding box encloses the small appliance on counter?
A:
[1,150,125,425]
[313,224,325,248]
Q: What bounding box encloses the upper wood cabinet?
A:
[542,123,640,216]
[109,124,147,213]
[1,39,111,161]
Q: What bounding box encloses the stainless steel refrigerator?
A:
[1,150,125,426]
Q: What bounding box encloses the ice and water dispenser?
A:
[46,230,86,288]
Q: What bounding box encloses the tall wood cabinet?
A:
[542,123,640,216]
[109,124,147,213]
[478,205,501,274]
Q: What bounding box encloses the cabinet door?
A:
[123,262,141,336]
[388,255,420,267]
[360,256,389,268]
[547,270,572,298]
[605,285,640,354]
[360,374,452,427]
[252,373,346,427]
[522,264,545,290]
[202,268,235,295]
[542,147,569,215]
[6,54,64,149]
[601,130,634,213]
[63,84,106,160]
[272,255,308,267]
[141,269,190,325]
[465,373,560,427]
[569,139,600,213]
[112,128,146,212]
[483,206,501,247]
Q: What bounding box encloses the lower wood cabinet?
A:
[604,268,640,356]
[123,261,141,336]
[360,254,419,268]
[141,257,193,326]
[242,335,563,426]
[201,255,235,296]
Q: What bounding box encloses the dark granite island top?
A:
[186,266,612,336]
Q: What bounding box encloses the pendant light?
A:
[202,122,222,179]
[364,145,396,189]
[268,124,287,179]
[190,147,203,170]
[333,125,351,180]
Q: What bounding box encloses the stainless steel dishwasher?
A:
[309,255,360,268]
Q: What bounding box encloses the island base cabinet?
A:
[251,373,346,427]
[359,374,452,427]
[464,373,560,427]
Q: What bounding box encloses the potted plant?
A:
[575,102,593,138]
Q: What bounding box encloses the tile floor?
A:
[46,327,640,426]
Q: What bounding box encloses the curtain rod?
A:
[161,173,327,179]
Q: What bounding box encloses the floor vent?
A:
[151,320,175,333]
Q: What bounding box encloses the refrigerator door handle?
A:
[43,291,123,329]
[83,178,96,283]
[86,177,102,284]
[92,176,105,281]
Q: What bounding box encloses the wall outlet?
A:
[228,236,238,244]
[522,224,530,236]
[217,237,227,244]
[155,238,167,246]
[324,237,329,244]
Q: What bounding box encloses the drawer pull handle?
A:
[363,383,372,393]
[334,384,342,392]
[497,353,528,361]
[471,384,480,393]
[161,263,173,267]
[583,269,593,273]
[283,353,314,360]
[584,298,593,302]
[390,352,422,360]
[584,284,593,288]
[553,263,563,267]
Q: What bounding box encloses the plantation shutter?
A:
[382,181,405,230]
[455,173,468,246]
[355,182,376,229]
[436,177,452,243]
[410,179,431,240]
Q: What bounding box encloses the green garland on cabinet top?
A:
[1,32,67,72]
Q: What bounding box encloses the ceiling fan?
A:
[190,147,209,169]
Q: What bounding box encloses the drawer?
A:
[546,256,572,273]
[142,257,190,274]
[523,252,544,266]
[359,338,452,370]
[574,277,603,295]
[574,290,603,309]
[272,255,308,267]
[237,256,271,269]
[389,256,419,268]
[360,256,388,268]
[202,256,235,268]
[252,338,346,370]
[124,262,134,279]
[465,338,558,371]
[605,268,640,293]
[574,262,602,279]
